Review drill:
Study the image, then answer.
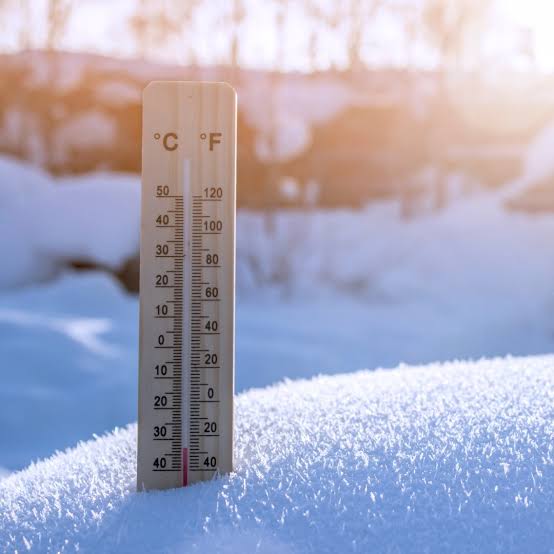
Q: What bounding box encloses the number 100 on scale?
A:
[138,81,236,491]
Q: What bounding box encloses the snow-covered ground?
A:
[2,155,554,471]
[1,355,553,553]
[0,273,138,470]
[0,156,140,288]
[3,196,554,470]
[1,139,554,550]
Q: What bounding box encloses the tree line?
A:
[0,0,538,75]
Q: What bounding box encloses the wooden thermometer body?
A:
[138,82,236,491]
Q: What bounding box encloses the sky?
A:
[1,0,554,72]
[495,0,554,71]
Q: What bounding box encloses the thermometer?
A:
[137,81,236,490]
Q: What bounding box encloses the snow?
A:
[237,196,554,299]
[2,156,554,470]
[240,74,401,161]
[501,117,554,201]
[255,112,311,162]
[25,51,86,93]
[522,120,554,184]
[96,81,142,106]
[52,110,117,164]
[38,172,140,268]
[0,156,140,288]
[1,54,553,550]
[0,273,138,469]
[241,75,357,161]
[0,157,57,287]
[1,355,553,553]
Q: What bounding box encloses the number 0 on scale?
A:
[137,82,236,490]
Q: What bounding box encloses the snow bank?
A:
[52,111,117,165]
[3,174,554,469]
[38,172,140,268]
[522,120,554,185]
[3,261,553,472]
[241,75,360,161]
[4,154,554,306]
[0,272,138,469]
[0,156,139,288]
[237,197,554,300]
[501,118,554,201]
[1,355,553,552]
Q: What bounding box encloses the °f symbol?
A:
[200,132,222,151]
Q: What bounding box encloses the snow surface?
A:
[236,198,554,389]
[0,156,140,288]
[52,111,117,164]
[501,116,554,201]
[3,245,554,472]
[1,355,553,553]
[4,152,554,300]
[240,75,360,161]
[96,81,142,106]
[3,155,554,470]
[522,120,554,185]
[0,273,138,469]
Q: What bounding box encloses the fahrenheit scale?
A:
[137,82,236,490]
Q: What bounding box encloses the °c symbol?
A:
[160,132,178,151]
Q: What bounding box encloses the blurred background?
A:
[1,0,554,474]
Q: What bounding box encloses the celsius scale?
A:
[137,82,236,490]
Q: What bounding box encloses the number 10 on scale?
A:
[137,82,236,491]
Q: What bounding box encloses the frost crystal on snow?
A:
[1,355,553,552]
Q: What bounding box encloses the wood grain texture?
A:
[138,82,236,491]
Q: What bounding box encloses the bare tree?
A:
[129,0,201,60]
[179,1,202,66]
[419,0,493,210]
[305,0,339,69]
[229,0,245,71]
[19,0,32,49]
[273,0,288,71]
[0,0,33,49]
[346,0,374,72]
[307,29,318,71]
[130,0,176,58]
[45,0,72,50]
[307,0,383,72]
[422,0,491,73]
